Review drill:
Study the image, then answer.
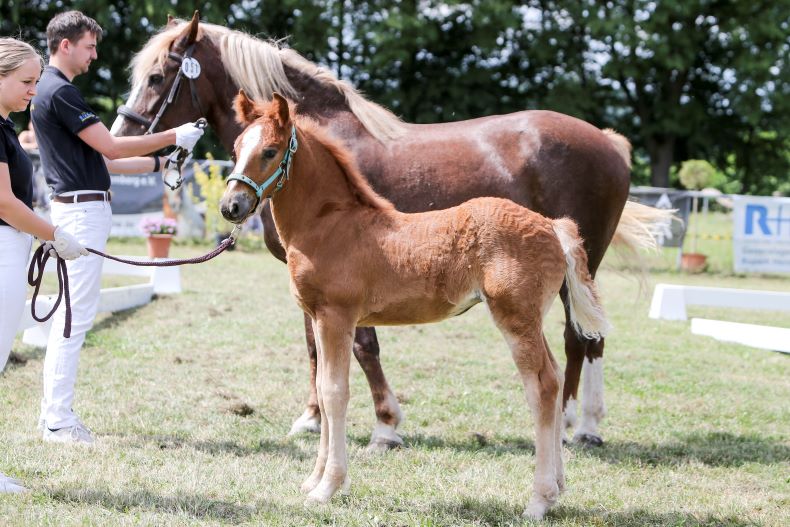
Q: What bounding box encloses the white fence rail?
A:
[19,257,180,347]
[649,283,790,354]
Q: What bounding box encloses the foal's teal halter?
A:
[226,125,298,202]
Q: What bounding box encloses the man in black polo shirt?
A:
[32,11,204,445]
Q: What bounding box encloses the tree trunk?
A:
[647,137,675,188]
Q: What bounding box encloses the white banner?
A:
[733,195,790,274]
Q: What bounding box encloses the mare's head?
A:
[220,91,295,224]
[111,11,224,137]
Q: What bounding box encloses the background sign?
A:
[628,187,692,248]
[733,195,790,274]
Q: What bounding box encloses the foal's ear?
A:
[234,89,259,125]
[166,14,177,27]
[271,92,291,127]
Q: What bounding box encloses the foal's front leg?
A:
[304,314,355,504]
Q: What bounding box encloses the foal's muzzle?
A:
[220,186,257,224]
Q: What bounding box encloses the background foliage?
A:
[2,0,788,194]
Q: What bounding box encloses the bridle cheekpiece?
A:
[116,43,204,134]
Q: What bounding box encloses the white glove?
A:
[45,226,89,260]
[173,122,204,151]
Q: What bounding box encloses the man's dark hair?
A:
[46,11,103,55]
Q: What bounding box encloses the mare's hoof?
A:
[366,436,403,453]
[288,411,321,436]
[573,433,604,447]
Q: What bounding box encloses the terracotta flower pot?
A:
[146,234,173,258]
[681,252,707,272]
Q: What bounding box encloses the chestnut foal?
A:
[220,92,611,519]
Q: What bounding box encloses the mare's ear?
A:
[271,92,291,127]
[234,89,259,125]
[185,11,200,44]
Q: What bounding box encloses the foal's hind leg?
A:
[492,309,562,520]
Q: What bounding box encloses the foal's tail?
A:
[552,218,612,340]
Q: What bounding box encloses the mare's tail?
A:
[552,218,612,340]
[602,129,678,266]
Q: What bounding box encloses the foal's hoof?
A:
[523,501,550,521]
[305,487,334,506]
[573,432,604,447]
[288,410,321,436]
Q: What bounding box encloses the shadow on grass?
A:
[103,431,311,460]
[6,305,148,372]
[424,498,763,526]
[349,429,787,467]
[548,506,762,527]
[50,487,269,522]
[90,305,146,332]
[578,431,790,468]
[347,431,536,456]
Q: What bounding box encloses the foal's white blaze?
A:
[110,83,142,135]
[573,357,606,442]
[234,124,263,175]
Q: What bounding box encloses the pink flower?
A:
[139,216,178,236]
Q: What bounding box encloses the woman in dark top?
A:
[0,37,87,493]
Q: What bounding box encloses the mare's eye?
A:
[262,149,278,160]
[148,74,164,86]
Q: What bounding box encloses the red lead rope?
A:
[28,236,236,338]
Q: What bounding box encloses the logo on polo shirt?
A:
[78,111,96,122]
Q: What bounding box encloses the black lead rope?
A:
[28,236,236,338]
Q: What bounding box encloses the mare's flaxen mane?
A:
[131,22,407,142]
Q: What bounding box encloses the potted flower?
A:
[678,159,715,272]
[140,216,178,258]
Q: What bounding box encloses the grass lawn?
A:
[1,223,788,526]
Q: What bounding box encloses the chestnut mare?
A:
[113,15,669,448]
[220,92,612,518]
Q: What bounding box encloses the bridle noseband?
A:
[226,125,298,208]
[116,43,205,134]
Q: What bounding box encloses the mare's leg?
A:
[289,315,322,435]
[560,287,606,447]
[574,341,605,446]
[304,313,355,504]
[490,302,562,520]
[353,328,404,451]
[289,323,404,448]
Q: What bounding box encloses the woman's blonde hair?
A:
[0,37,44,78]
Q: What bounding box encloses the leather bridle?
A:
[116,43,205,134]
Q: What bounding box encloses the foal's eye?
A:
[262,149,278,160]
[148,74,164,86]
